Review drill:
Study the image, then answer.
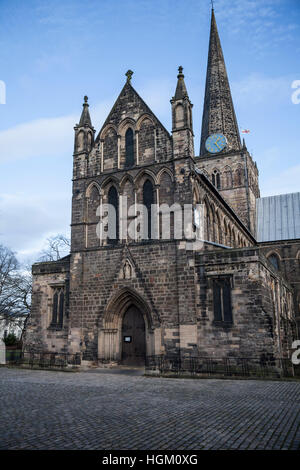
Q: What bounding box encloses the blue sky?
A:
[0,0,299,264]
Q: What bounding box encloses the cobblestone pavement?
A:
[0,367,299,450]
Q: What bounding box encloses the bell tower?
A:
[196,9,260,234]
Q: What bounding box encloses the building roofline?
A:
[194,168,257,244]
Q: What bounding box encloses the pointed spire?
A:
[200,9,241,155]
[174,66,189,100]
[79,95,92,127]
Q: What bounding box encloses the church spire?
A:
[74,95,95,155]
[174,66,189,100]
[79,95,92,127]
[200,9,241,156]
[170,66,194,158]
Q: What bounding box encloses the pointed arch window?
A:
[108,186,119,244]
[235,165,243,186]
[51,287,64,328]
[143,179,154,239]
[175,104,184,128]
[213,277,233,324]
[125,128,134,168]
[51,291,58,325]
[224,167,233,189]
[212,170,221,190]
[268,253,280,271]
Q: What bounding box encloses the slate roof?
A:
[256,192,300,242]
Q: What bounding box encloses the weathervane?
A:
[211,0,214,9]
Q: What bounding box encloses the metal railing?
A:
[145,355,299,379]
[5,351,299,378]
[5,350,81,370]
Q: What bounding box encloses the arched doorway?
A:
[99,287,159,364]
[121,305,146,366]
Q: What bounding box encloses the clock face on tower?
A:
[205,133,227,153]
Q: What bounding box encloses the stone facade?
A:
[24,10,298,367]
[259,240,300,337]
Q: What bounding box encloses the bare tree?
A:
[38,234,70,262]
[0,245,31,340]
[0,235,70,341]
[0,245,22,317]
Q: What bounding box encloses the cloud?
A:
[232,73,291,107]
[0,100,112,163]
[0,114,75,163]
[260,164,300,197]
[0,82,170,261]
[0,81,173,165]
[0,192,70,263]
[215,0,298,55]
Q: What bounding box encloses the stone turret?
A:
[171,66,194,159]
[74,96,95,157]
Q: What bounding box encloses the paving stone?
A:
[0,368,299,450]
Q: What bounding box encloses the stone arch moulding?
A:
[86,181,101,197]
[266,251,281,271]
[192,180,202,204]
[76,130,85,153]
[157,167,174,185]
[118,117,136,135]
[136,113,155,131]
[99,123,118,141]
[134,168,158,187]
[266,250,282,261]
[101,175,120,192]
[119,259,135,280]
[98,287,160,363]
[120,173,135,191]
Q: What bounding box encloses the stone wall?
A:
[259,240,300,337]
[67,241,184,361]
[24,257,70,353]
[196,149,259,234]
[194,246,295,360]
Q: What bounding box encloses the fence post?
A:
[0,339,6,365]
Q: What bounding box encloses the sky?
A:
[0,0,299,264]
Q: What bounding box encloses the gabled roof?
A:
[256,192,300,242]
[95,79,171,142]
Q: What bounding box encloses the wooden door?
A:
[121,306,146,366]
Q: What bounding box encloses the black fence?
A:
[4,351,299,378]
[145,355,300,379]
[5,350,81,370]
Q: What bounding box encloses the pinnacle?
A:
[79,95,93,127]
[174,66,189,100]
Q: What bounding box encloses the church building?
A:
[24,10,299,368]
